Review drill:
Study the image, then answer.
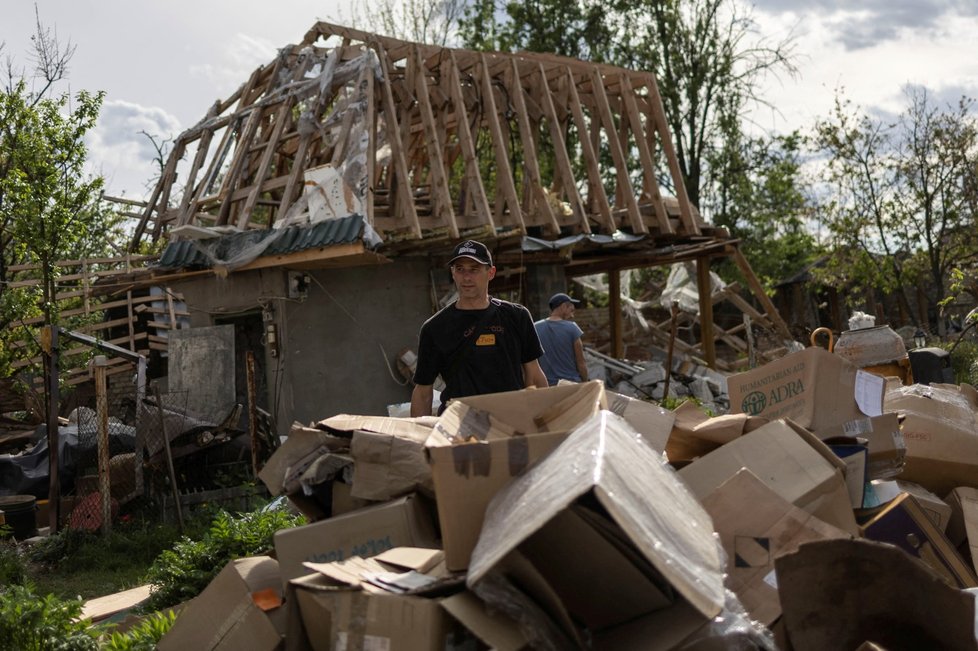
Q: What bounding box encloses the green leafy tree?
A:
[812,87,978,330]
[0,15,119,382]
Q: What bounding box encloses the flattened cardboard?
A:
[468,411,726,648]
[678,419,859,536]
[157,556,284,651]
[727,346,883,431]
[426,381,606,571]
[776,539,978,651]
[884,383,978,496]
[604,389,675,453]
[273,494,438,586]
[700,469,851,625]
[859,492,978,589]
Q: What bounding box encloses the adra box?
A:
[727,346,885,432]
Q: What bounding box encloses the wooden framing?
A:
[129,22,716,251]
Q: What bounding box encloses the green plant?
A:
[98,609,177,650]
[0,540,28,586]
[141,507,303,612]
[945,339,978,386]
[0,583,99,650]
[659,395,715,417]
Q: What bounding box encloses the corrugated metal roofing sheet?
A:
[155,214,365,270]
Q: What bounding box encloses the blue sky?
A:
[3,1,977,199]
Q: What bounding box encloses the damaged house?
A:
[128,23,793,435]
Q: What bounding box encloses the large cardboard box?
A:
[274,494,439,585]
[604,389,675,453]
[318,414,434,501]
[884,383,978,496]
[258,422,348,496]
[727,346,885,431]
[426,381,606,571]
[678,418,859,535]
[467,411,727,649]
[157,556,285,651]
[700,469,851,625]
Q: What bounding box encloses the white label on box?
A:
[763,569,778,589]
[854,371,884,417]
[842,418,872,436]
[336,634,391,651]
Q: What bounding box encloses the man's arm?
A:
[573,338,589,382]
[523,359,549,389]
[411,384,434,417]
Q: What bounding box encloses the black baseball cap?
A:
[448,240,493,266]
[549,293,581,310]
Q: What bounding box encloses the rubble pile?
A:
[156,346,978,650]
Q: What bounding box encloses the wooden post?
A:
[246,351,259,478]
[42,325,60,533]
[609,270,623,359]
[94,356,112,535]
[696,257,717,368]
[663,302,679,399]
[154,386,184,533]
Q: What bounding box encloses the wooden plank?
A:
[215,105,265,226]
[374,42,421,238]
[508,59,559,233]
[640,73,698,235]
[150,139,186,242]
[365,50,376,230]
[563,69,614,232]
[446,52,494,230]
[619,74,671,233]
[696,257,717,368]
[730,244,793,340]
[589,69,645,233]
[477,54,524,231]
[236,94,299,229]
[411,45,458,238]
[535,63,589,233]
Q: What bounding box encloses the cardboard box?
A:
[815,412,905,480]
[859,492,978,589]
[868,479,951,532]
[258,422,349,496]
[274,494,439,585]
[678,419,859,536]
[604,389,675,453]
[157,556,285,651]
[467,411,727,648]
[700,469,852,625]
[727,346,884,431]
[285,553,527,651]
[426,381,606,571]
[665,403,769,464]
[319,414,434,501]
[776,538,978,651]
[884,383,978,496]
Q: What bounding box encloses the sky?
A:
[3,0,978,200]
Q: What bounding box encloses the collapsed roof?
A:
[130,22,718,250]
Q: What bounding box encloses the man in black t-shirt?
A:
[410,240,548,416]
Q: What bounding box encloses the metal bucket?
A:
[0,494,38,540]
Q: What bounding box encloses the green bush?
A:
[98,609,176,650]
[0,583,98,650]
[946,339,978,386]
[0,540,28,586]
[141,507,303,612]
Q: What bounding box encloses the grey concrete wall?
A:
[174,259,435,437]
[524,263,573,318]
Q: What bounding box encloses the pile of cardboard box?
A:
[156,346,978,650]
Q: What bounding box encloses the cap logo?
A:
[460,246,476,254]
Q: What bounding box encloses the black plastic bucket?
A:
[0,495,38,540]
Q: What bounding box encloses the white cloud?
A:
[86,100,181,199]
[188,32,281,95]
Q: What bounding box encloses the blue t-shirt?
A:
[534,318,584,385]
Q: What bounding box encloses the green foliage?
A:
[141,507,303,612]
[945,340,978,386]
[659,395,714,416]
[98,610,177,651]
[0,539,29,586]
[0,583,99,650]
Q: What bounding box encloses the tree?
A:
[812,87,978,332]
[0,13,116,377]
[347,0,468,45]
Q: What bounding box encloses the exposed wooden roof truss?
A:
[130,22,710,250]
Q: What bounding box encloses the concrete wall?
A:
[174,259,434,437]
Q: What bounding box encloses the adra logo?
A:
[742,391,766,415]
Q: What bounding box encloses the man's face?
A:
[451,259,495,298]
